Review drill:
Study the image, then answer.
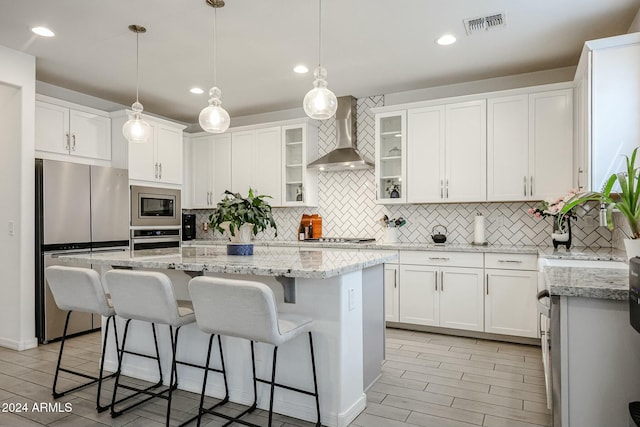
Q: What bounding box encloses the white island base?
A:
[101,265,384,427]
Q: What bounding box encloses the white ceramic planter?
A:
[221,222,254,243]
[624,238,640,260]
[384,227,398,244]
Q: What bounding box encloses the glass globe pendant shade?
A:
[199,86,230,133]
[122,101,151,143]
[303,67,337,120]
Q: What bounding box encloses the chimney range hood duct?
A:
[307,96,374,171]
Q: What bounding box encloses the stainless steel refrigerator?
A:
[35,159,129,343]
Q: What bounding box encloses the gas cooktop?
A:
[305,237,377,244]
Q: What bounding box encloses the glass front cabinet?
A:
[282,122,318,207]
[375,111,406,203]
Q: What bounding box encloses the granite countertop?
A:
[56,246,397,279]
[544,266,629,300]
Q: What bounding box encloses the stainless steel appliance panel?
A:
[43,160,91,245]
[43,252,95,342]
[91,166,129,244]
[130,185,181,227]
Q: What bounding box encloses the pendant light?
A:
[303,0,337,120]
[199,0,230,133]
[122,25,152,144]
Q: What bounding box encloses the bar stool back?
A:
[45,265,118,412]
[105,269,223,427]
[189,276,321,427]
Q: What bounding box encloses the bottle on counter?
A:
[298,223,305,241]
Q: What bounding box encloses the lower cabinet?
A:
[384,264,400,322]
[388,251,538,339]
[397,251,484,332]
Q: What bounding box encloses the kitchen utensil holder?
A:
[384,227,398,244]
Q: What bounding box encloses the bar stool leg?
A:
[308,332,321,427]
[96,315,119,412]
[52,311,73,398]
[166,325,182,427]
[249,341,258,412]
[268,346,279,427]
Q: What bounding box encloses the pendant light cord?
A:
[213,7,218,86]
[318,0,322,68]
[135,31,140,103]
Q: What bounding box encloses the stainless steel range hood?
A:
[307,96,374,171]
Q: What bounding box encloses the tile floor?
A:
[0,328,549,427]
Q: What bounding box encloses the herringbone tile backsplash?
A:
[188,96,613,248]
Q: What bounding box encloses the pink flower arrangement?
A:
[528,189,579,220]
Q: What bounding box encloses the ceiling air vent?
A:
[463,13,506,35]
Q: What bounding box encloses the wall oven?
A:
[131,185,181,227]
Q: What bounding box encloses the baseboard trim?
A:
[386,322,540,346]
[0,336,38,351]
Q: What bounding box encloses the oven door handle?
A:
[537,289,550,300]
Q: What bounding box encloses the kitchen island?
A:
[542,263,640,427]
[59,246,396,427]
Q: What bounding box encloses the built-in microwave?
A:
[130,185,181,227]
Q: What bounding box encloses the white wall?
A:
[0,44,36,350]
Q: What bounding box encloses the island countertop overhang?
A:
[56,246,397,279]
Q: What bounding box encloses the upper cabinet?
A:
[187,133,231,208]
[282,124,318,207]
[575,33,640,192]
[231,126,282,206]
[375,83,573,204]
[35,95,111,162]
[375,111,406,203]
[406,101,486,203]
[487,89,573,201]
[111,111,186,186]
[182,119,319,209]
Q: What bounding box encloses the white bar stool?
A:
[105,269,226,427]
[45,265,118,412]
[188,276,321,427]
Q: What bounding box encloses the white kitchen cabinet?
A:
[407,106,444,202]
[398,251,484,331]
[484,253,538,338]
[487,90,573,201]
[404,100,485,203]
[231,126,282,205]
[487,95,529,201]
[384,264,400,322]
[282,124,318,207]
[529,89,573,200]
[445,100,487,202]
[375,111,406,203]
[35,96,111,161]
[128,119,184,185]
[574,68,589,193]
[188,133,231,208]
[575,33,640,192]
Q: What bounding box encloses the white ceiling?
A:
[1,0,638,124]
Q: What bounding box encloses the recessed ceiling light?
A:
[190,87,204,94]
[436,34,456,46]
[32,26,55,37]
[293,65,309,74]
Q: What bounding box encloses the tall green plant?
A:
[208,189,278,237]
[560,147,640,238]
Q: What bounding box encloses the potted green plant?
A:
[560,147,640,258]
[208,188,277,255]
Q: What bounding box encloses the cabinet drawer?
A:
[485,253,537,271]
[399,251,483,268]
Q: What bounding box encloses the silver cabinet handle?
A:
[394,269,397,289]
[530,176,534,197]
[523,176,527,197]
[446,179,449,198]
[65,133,70,150]
[578,168,584,191]
[441,271,444,291]
[154,163,158,179]
[498,260,523,263]
[429,257,450,261]
[71,134,76,151]
[159,163,162,179]
[440,180,443,199]
[486,274,489,295]
[435,271,438,291]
